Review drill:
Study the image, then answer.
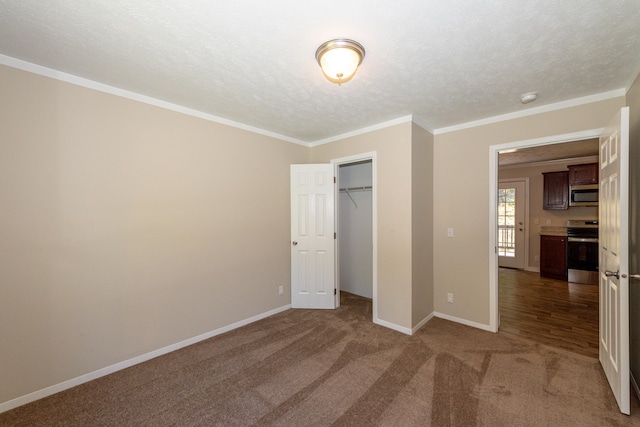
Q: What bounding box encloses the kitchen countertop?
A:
[540,226,568,237]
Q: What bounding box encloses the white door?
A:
[290,164,335,309]
[498,180,526,269]
[599,107,630,414]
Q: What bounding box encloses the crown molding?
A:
[308,115,414,147]
[626,67,640,94]
[0,54,311,147]
[410,116,434,134]
[434,89,627,135]
[1,54,628,147]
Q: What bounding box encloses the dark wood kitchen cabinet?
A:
[568,163,598,185]
[542,171,569,210]
[540,235,567,280]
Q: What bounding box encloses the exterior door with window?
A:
[498,180,526,269]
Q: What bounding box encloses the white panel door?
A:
[599,107,630,414]
[498,180,526,269]
[290,164,335,309]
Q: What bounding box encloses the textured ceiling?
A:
[1,0,639,143]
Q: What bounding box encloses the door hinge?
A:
[334,232,337,239]
[334,288,337,295]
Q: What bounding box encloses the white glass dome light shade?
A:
[316,39,365,84]
[319,47,360,83]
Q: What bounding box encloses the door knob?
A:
[622,273,640,279]
[292,241,298,246]
[605,270,620,279]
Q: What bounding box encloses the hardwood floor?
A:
[499,268,599,358]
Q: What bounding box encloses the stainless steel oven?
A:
[567,220,598,284]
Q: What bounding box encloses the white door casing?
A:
[490,129,612,333]
[498,179,527,269]
[331,151,378,321]
[599,107,630,414]
[290,164,336,309]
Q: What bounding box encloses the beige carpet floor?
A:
[1,292,639,426]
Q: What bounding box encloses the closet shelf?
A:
[339,186,372,192]
[339,186,371,209]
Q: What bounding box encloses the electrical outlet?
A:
[447,293,454,303]
[534,255,539,261]
[278,285,284,295]
[447,228,454,238]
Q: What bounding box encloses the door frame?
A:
[331,152,378,322]
[498,178,530,270]
[488,129,604,332]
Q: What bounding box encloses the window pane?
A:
[498,187,516,257]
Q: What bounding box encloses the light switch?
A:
[447,228,454,238]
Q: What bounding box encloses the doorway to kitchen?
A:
[491,132,601,358]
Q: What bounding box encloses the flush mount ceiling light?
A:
[315,39,365,85]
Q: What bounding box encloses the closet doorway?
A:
[332,152,376,320]
[338,161,373,298]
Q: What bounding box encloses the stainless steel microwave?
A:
[569,184,598,207]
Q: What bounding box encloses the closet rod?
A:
[339,186,372,192]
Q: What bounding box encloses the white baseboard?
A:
[434,312,495,333]
[373,313,438,336]
[0,304,291,414]
[373,318,413,335]
[375,311,490,336]
[412,312,435,334]
[525,266,541,273]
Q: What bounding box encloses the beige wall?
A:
[2,59,632,408]
[310,123,414,329]
[411,123,434,325]
[0,65,308,405]
[499,161,598,269]
[433,97,625,325]
[310,122,434,330]
[627,73,640,389]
